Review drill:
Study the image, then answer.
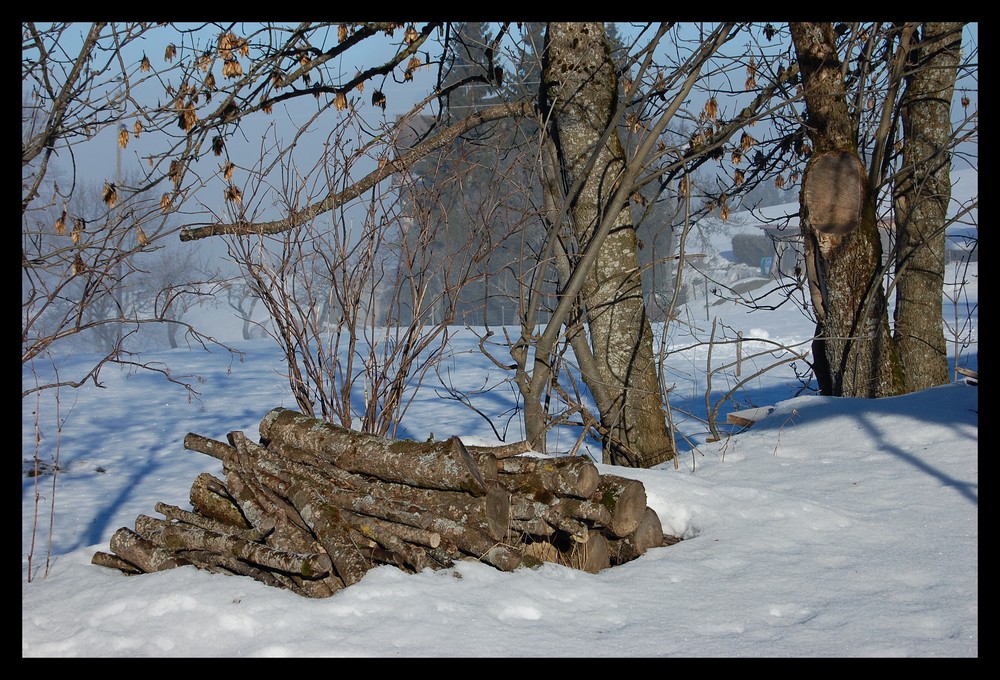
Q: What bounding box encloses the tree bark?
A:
[892,22,964,392]
[259,407,496,495]
[108,527,191,573]
[541,22,675,467]
[790,21,903,397]
[189,472,250,529]
[497,455,601,499]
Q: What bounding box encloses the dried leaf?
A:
[334,92,347,111]
[160,193,172,212]
[372,90,386,110]
[54,211,66,235]
[102,183,118,208]
[165,44,177,61]
[223,57,243,80]
[205,72,216,90]
[212,136,225,156]
[140,54,151,72]
[71,254,85,276]
[178,103,197,131]
[731,150,742,165]
[339,24,348,42]
[169,160,182,186]
[704,97,718,121]
[133,120,143,137]
[740,132,756,151]
[218,32,244,59]
[222,162,235,182]
[71,220,83,244]
[734,169,744,187]
[118,127,129,149]
[775,175,786,189]
[404,25,419,45]
[225,184,242,203]
[136,226,149,247]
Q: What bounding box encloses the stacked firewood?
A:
[92,407,674,598]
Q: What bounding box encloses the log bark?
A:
[259,407,496,495]
[155,502,266,542]
[341,510,436,573]
[282,481,375,586]
[267,439,510,541]
[496,455,600,499]
[108,527,190,573]
[158,523,332,580]
[91,551,142,575]
[189,472,249,529]
[509,494,591,542]
[466,440,531,459]
[183,432,234,460]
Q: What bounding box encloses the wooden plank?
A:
[727,406,775,428]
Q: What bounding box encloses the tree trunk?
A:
[892,22,963,392]
[790,22,903,397]
[541,22,674,467]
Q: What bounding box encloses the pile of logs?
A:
[92,407,675,598]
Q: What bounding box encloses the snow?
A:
[23,181,977,657]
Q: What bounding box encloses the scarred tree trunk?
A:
[790,22,904,397]
[541,22,674,467]
[892,22,964,392]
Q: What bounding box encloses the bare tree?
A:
[27,22,976,471]
[22,23,241,398]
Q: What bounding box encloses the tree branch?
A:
[179,99,535,241]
